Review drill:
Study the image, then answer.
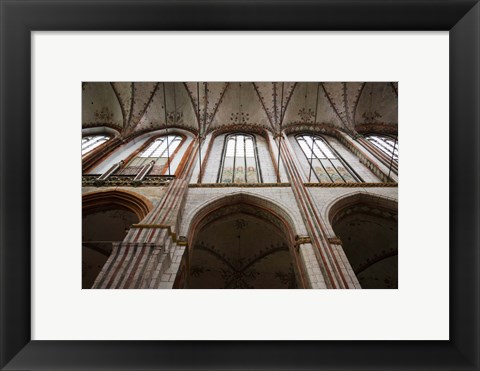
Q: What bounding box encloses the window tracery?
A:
[82,135,110,156]
[218,133,261,183]
[365,134,398,162]
[296,134,360,183]
[120,135,182,176]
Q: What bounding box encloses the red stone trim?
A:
[198,135,214,183]
[175,139,195,178]
[280,138,343,288]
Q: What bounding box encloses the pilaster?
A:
[279,132,359,289]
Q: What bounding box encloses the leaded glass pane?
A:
[219,134,260,184]
[225,138,235,157]
[366,135,398,161]
[221,156,234,183]
[313,161,330,183]
[119,135,182,175]
[296,134,358,183]
[82,135,110,155]
[234,164,245,183]
[246,156,257,183]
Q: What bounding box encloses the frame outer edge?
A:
[0,0,32,369]
[450,2,480,369]
[0,0,479,370]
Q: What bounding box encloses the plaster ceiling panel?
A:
[391,82,398,96]
[321,82,351,128]
[136,82,198,133]
[124,82,159,134]
[355,82,398,127]
[110,82,133,127]
[82,82,123,130]
[344,82,366,126]
[184,82,229,133]
[208,83,272,132]
[282,82,342,129]
[252,82,297,130]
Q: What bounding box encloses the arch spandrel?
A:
[180,190,306,240]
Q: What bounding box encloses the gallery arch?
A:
[183,194,304,289]
[82,190,152,288]
[329,194,398,289]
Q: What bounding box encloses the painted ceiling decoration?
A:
[82,82,397,137]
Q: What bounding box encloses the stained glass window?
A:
[219,134,261,183]
[365,135,398,162]
[296,134,360,183]
[82,135,110,155]
[119,135,182,176]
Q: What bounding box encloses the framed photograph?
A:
[1,0,479,370]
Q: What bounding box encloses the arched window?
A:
[296,134,360,183]
[82,135,110,156]
[120,135,182,176]
[218,134,261,183]
[365,135,398,162]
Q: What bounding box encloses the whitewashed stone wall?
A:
[180,187,307,237]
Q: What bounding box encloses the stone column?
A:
[279,132,359,289]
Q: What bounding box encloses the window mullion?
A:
[232,135,237,183]
[373,137,391,155]
[83,137,94,150]
[83,136,100,151]
[255,137,261,183]
[82,135,109,155]
[139,139,162,167]
[218,136,228,183]
[313,139,333,183]
[318,140,346,183]
[244,136,247,183]
[158,137,172,160]
[308,137,317,182]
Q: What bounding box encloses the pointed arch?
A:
[185,192,307,288]
[83,189,153,221]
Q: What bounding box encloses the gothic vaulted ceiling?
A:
[82,82,398,137]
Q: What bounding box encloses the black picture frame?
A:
[1,1,479,370]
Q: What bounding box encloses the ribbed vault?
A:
[82,82,398,137]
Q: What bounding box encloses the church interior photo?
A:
[82,82,398,289]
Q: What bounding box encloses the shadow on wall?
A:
[330,194,398,289]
